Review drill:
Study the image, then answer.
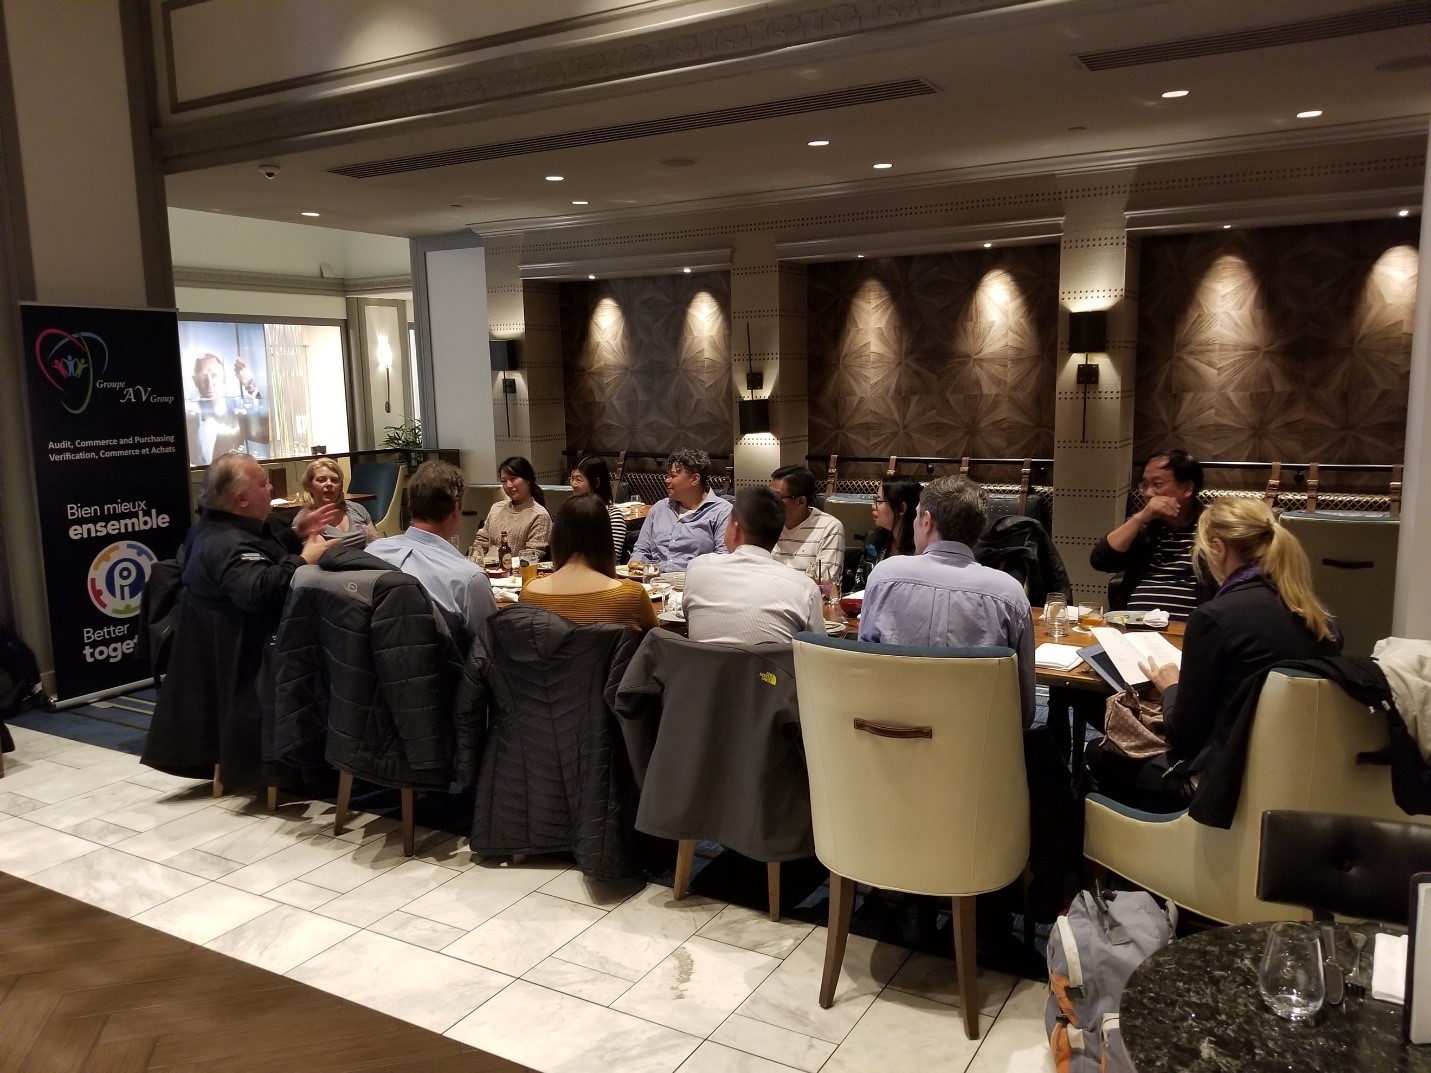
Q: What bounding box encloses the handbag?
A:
[1100,686,1168,761]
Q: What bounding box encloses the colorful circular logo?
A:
[88,541,157,618]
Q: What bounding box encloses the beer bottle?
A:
[498,531,513,575]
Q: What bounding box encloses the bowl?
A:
[839,595,863,617]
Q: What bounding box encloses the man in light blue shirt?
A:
[368,461,497,645]
[859,475,1035,726]
[630,448,732,571]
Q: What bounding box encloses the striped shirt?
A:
[1126,523,1200,622]
[520,578,657,632]
[772,507,845,582]
[606,504,628,560]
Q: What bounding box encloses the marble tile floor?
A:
[0,723,1056,1073]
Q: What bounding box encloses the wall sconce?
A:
[376,335,393,414]
[738,398,771,436]
[1067,310,1108,353]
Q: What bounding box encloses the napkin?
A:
[1035,643,1084,671]
[1372,932,1408,1004]
[1141,609,1170,628]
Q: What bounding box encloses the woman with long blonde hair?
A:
[294,457,377,548]
[1091,497,1341,811]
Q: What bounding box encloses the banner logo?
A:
[33,328,110,415]
[87,540,156,618]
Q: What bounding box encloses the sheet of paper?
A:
[1089,627,1181,687]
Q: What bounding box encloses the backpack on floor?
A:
[1045,888,1176,1073]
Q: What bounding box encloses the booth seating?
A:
[1278,510,1399,658]
[614,631,814,922]
[459,605,643,880]
[792,634,1029,1040]
[1085,669,1431,925]
[1256,810,1431,926]
[348,461,406,537]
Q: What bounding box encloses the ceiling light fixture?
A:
[683,267,692,274]
[807,139,830,147]
[872,162,892,169]
[1399,209,1411,217]
[545,175,564,181]
[301,211,320,217]
[856,254,865,259]
[1223,224,1232,229]
[1161,90,1189,98]
[1296,110,1322,119]
[572,200,588,205]
[982,242,992,248]
[587,274,596,280]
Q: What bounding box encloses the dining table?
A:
[1120,920,1426,1073]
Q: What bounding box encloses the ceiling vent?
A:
[330,79,938,179]
[1078,0,1430,71]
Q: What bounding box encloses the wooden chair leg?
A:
[400,789,415,857]
[266,786,278,812]
[212,764,223,798]
[952,894,980,1040]
[334,771,353,836]
[673,839,696,900]
[820,873,855,1009]
[767,861,781,922]
[397,789,414,858]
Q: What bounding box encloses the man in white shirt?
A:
[769,464,845,582]
[684,487,825,645]
[367,460,497,645]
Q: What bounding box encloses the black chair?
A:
[1256,810,1431,925]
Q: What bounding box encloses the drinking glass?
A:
[1258,922,1325,1021]
[1076,604,1105,633]
[647,562,670,601]
[1044,593,1068,639]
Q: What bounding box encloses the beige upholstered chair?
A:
[792,634,1029,1039]
[1085,668,1430,924]
[1278,511,1398,657]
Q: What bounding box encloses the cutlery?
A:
[1348,931,1368,999]
[1321,925,1343,1006]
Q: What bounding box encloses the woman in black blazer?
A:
[1092,498,1340,811]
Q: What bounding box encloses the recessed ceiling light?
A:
[1161,90,1189,98]
[1399,209,1411,217]
[300,211,320,217]
[856,254,865,259]
[982,242,992,249]
[572,200,588,205]
[872,162,892,169]
[588,274,596,280]
[545,175,564,181]
[1223,224,1232,229]
[807,139,830,147]
[683,267,691,274]
[1296,110,1322,119]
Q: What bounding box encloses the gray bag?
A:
[1046,889,1176,1073]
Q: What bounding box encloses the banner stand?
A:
[49,678,156,711]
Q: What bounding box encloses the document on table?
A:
[1089,627,1181,688]
[1034,643,1084,671]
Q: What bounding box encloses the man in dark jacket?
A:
[1089,449,1215,621]
[142,453,335,786]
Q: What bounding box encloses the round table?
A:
[1121,922,1429,1073]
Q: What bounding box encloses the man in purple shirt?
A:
[858,475,1035,726]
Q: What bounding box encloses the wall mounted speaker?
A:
[489,339,519,371]
[1068,310,1108,353]
[738,398,771,436]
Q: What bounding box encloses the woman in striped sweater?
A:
[522,494,656,633]
[568,455,627,560]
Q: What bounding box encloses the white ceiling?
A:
[160,0,1431,238]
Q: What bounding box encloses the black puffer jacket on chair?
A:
[272,546,466,790]
[457,604,642,880]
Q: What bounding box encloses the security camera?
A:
[258,164,280,179]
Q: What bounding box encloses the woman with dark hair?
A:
[471,455,552,562]
[521,495,657,631]
[569,455,626,559]
[850,475,923,591]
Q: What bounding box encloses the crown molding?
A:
[519,249,731,281]
[174,267,411,296]
[777,217,1065,261]
[1125,187,1422,233]
[473,114,1428,238]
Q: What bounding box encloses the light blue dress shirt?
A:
[630,491,732,570]
[367,525,498,642]
[858,539,1035,726]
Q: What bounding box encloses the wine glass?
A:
[1044,593,1068,640]
[646,562,670,602]
[1258,923,1324,1021]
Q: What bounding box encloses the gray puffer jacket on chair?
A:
[456,604,642,880]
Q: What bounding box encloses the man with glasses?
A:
[1090,449,1215,621]
[768,465,845,581]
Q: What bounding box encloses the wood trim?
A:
[853,718,933,739]
[172,266,412,297]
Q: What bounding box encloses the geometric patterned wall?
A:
[807,246,1060,462]
[1135,219,1419,476]
[560,272,733,456]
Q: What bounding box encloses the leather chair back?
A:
[792,634,1029,897]
[348,461,405,535]
[1256,809,1431,925]
[1278,511,1398,657]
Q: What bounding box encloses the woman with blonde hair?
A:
[1092,497,1341,811]
[293,457,376,547]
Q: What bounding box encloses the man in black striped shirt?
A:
[1090,449,1216,622]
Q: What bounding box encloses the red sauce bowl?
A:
[839,596,863,617]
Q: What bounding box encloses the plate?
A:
[489,576,522,590]
[1104,610,1146,626]
[657,608,685,625]
[823,619,849,636]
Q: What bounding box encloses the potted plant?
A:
[381,418,424,471]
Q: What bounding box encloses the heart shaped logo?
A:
[33,329,108,414]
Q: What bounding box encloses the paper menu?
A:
[1089,627,1182,687]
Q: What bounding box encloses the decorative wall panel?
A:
[807,247,1060,461]
[561,273,733,456]
[1135,220,1419,475]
